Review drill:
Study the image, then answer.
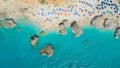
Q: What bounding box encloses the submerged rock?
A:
[40,31,46,36]
[4,18,16,28]
[40,44,54,57]
[30,35,39,47]
[90,15,103,28]
[17,28,21,32]
[103,18,117,29]
[58,19,67,35]
[70,21,83,37]
[114,27,120,39]
[84,40,89,45]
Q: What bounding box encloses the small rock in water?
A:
[40,31,46,36]
[40,44,54,57]
[30,35,39,47]
[114,27,120,39]
[17,28,21,31]
[4,18,16,28]
[84,40,89,45]
[70,21,83,37]
[58,19,67,35]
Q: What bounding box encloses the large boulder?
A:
[40,44,54,57]
[114,27,120,39]
[30,35,39,47]
[4,18,16,28]
[58,19,67,35]
[70,21,83,37]
[90,15,103,28]
[103,18,117,29]
[40,31,46,36]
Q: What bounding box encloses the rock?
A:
[4,18,16,28]
[40,44,54,57]
[103,18,117,29]
[70,21,83,37]
[40,31,46,36]
[17,28,21,32]
[114,27,120,39]
[58,19,67,35]
[21,8,28,12]
[30,35,39,47]
[90,15,103,28]
[84,40,89,45]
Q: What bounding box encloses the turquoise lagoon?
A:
[0,19,120,68]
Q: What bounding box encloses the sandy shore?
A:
[0,0,120,31]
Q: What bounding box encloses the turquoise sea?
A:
[0,18,120,68]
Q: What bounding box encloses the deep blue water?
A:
[0,20,120,68]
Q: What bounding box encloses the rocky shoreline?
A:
[0,0,120,58]
[58,19,67,35]
[70,21,83,37]
[4,18,16,28]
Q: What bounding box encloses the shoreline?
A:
[0,0,120,38]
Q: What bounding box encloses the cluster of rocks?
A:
[58,19,67,35]
[30,35,39,47]
[58,19,83,37]
[103,18,120,39]
[4,18,16,28]
[70,21,83,37]
[30,34,54,57]
[40,44,54,57]
[91,15,120,39]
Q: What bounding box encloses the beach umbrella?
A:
[82,9,84,12]
[75,4,78,7]
[103,12,106,14]
[79,8,82,10]
[86,2,88,5]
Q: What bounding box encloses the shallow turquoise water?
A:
[0,20,120,68]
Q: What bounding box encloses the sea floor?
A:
[0,21,120,68]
